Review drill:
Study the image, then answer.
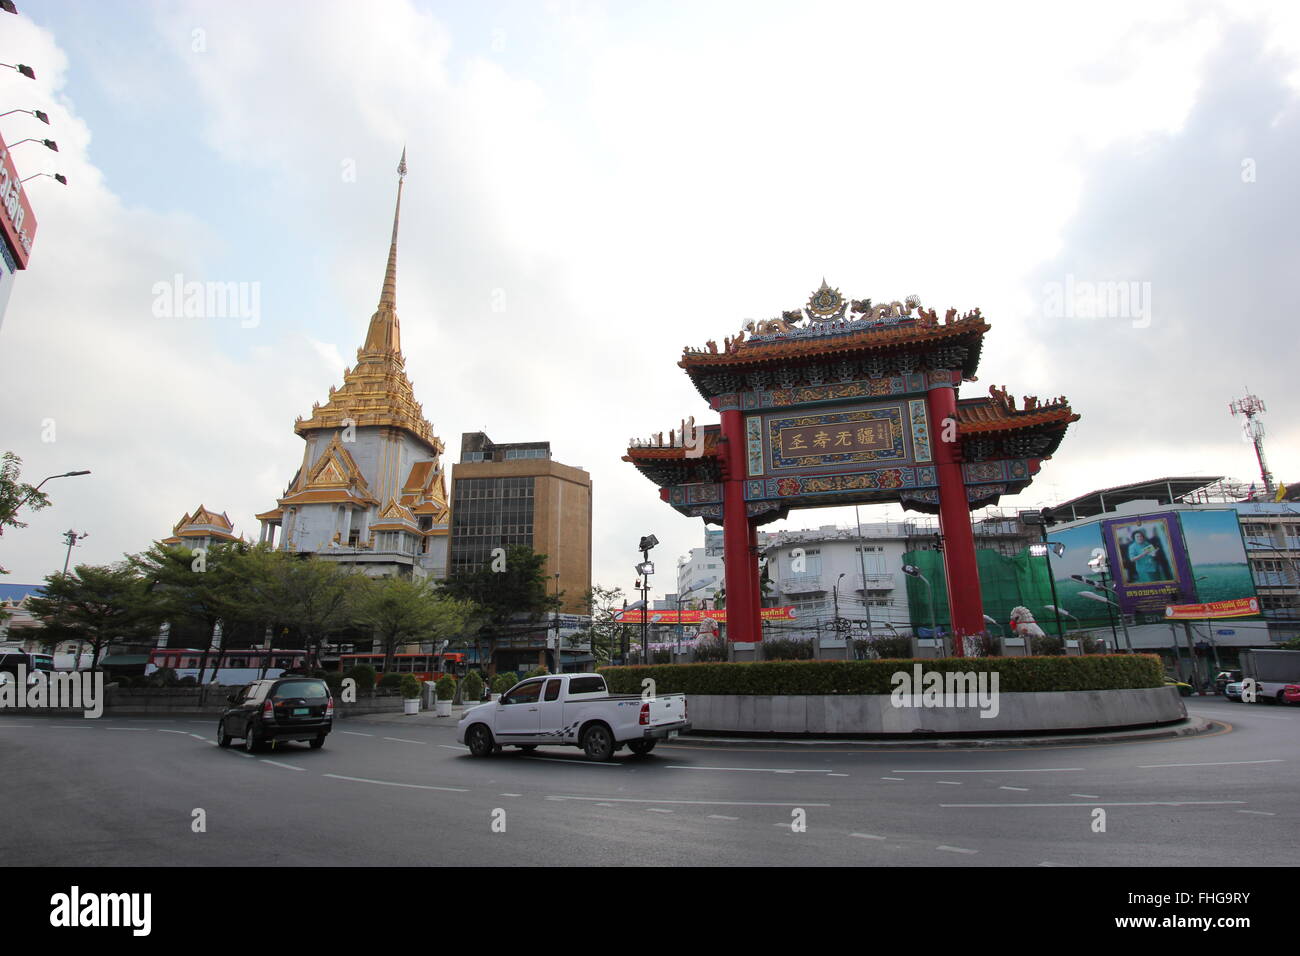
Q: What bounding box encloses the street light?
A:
[9,137,57,151]
[20,172,66,186]
[4,469,91,523]
[0,108,49,124]
[902,564,941,656]
[1,62,36,79]
[1044,604,1078,639]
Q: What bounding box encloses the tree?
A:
[440,546,562,674]
[352,574,475,674]
[268,554,360,670]
[0,452,52,575]
[25,562,162,675]
[574,584,626,666]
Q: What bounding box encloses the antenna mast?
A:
[1229,392,1274,498]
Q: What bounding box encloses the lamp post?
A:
[1029,540,1067,639]
[902,565,940,656]
[1078,590,1132,653]
[8,136,57,151]
[1044,604,1079,642]
[636,534,657,660]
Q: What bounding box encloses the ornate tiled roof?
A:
[162,505,240,545]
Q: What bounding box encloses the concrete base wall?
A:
[686,686,1186,736]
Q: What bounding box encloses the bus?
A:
[339,651,465,682]
[145,648,308,685]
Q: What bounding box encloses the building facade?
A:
[449,431,592,615]
[255,154,451,580]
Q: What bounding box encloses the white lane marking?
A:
[1137,759,1284,769]
[595,802,616,808]
[1000,786,1030,792]
[157,729,191,735]
[261,760,306,772]
[0,724,33,728]
[1070,793,1100,798]
[942,800,1247,808]
[708,814,739,821]
[647,808,674,814]
[892,768,1084,774]
[527,756,620,767]
[105,727,153,731]
[936,781,962,786]
[546,795,830,807]
[323,773,469,793]
[499,793,521,797]
[1039,862,1068,867]
[937,845,978,854]
[1237,809,1276,816]
[382,737,425,744]
[189,734,206,740]
[851,833,886,840]
[882,777,905,781]
[342,731,375,737]
[438,744,467,750]
[668,765,839,774]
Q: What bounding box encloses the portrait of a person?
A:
[1127,530,1161,582]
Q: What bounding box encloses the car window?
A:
[273,680,329,700]
[504,680,543,705]
[568,676,606,695]
[544,679,562,701]
[240,684,261,703]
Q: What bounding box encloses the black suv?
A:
[218,677,334,753]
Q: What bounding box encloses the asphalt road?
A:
[1,698,1293,866]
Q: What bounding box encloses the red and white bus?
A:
[146,648,308,684]
[339,651,465,682]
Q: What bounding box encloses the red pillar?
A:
[925,383,984,656]
[720,407,761,643]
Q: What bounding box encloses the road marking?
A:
[189,734,208,741]
[1039,862,1068,867]
[827,772,849,777]
[936,845,978,854]
[499,793,521,797]
[527,756,620,767]
[942,800,1248,808]
[1000,786,1030,792]
[1137,759,1283,769]
[342,731,375,737]
[1237,809,1276,816]
[0,724,33,728]
[1070,793,1100,798]
[892,768,1084,774]
[936,781,962,786]
[261,760,306,772]
[438,744,466,750]
[882,777,905,781]
[157,729,190,735]
[647,808,674,814]
[382,737,425,744]
[546,795,830,807]
[667,765,839,774]
[324,773,469,793]
[851,833,886,840]
[596,802,616,808]
[708,814,739,821]
[104,727,152,731]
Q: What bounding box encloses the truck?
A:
[1238,649,1300,703]
[456,672,689,761]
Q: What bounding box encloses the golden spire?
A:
[364,148,406,354]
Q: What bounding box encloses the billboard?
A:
[0,132,37,269]
[1177,509,1259,607]
[1101,512,1196,618]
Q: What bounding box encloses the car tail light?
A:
[639,702,650,725]
[325,697,334,718]
[262,699,274,721]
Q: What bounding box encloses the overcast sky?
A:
[2,0,1297,600]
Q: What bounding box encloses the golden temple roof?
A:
[294,148,442,452]
[163,505,240,545]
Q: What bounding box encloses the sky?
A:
[1,0,1298,602]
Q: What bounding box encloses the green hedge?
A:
[599,654,1163,696]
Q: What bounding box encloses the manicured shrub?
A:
[461,670,484,701]
[598,654,1164,696]
[377,672,404,690]
[692,638,728,662]
[1031,634,1065,656]
[345,664,376,692]
[400,674,422,699]
[491,674,513,695]
[435,674,457,701]
[761,636,814,660]
[496,671,520,688]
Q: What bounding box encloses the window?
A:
[273,680,329,700]
[544,679,562,701]
[567,676,606,695]
[503,680,544,705]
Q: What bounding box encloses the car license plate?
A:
[293,707,309,715]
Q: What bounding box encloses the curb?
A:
[667,717,1221,749]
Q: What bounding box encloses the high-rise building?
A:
[449,431,591,614]
[256,153,451,579]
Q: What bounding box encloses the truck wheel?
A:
[581,724,614,762]
[467,724,496,757]
[628,739,656,756]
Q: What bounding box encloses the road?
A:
[1,698,1293,866]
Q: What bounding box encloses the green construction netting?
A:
[901,548,1065,637]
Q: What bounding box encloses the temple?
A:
[624,281,1079,654]
[256,151,451,579]
[161,505,240,549]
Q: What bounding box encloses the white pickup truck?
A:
[456,673,689,761]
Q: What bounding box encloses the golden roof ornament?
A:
[806,277,846,322]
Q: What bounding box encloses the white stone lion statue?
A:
[1009,606,1045,640]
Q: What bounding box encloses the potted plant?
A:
[435,674,456,717]
[400,674,421,715]
[461,669,484,705]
